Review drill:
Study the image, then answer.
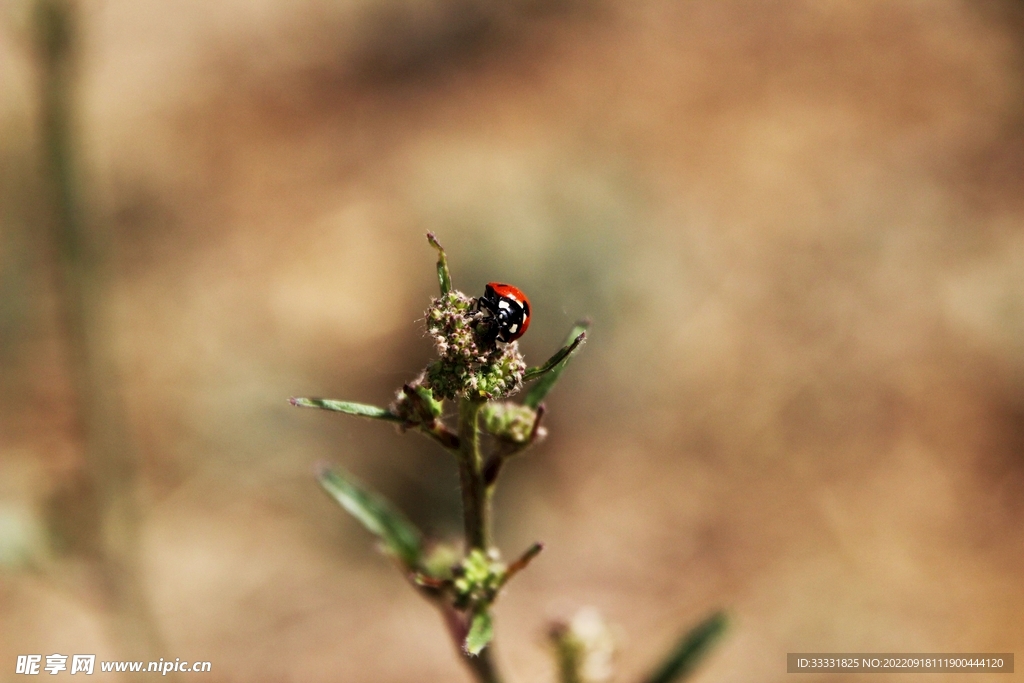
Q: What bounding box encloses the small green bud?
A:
[421,542,461,581]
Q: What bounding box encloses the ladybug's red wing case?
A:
[488,283,527,304]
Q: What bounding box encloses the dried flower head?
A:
[425,290,526,401]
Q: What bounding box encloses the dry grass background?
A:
[2,0,1024,681]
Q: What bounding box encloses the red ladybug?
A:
[477,282,531,344]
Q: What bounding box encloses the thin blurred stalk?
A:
[31,0,166,674]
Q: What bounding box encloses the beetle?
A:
[476,282,531,345]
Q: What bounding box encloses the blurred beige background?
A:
[2,0,1024,681]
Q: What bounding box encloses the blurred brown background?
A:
[2,0,1024,681]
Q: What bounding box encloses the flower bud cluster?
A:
[425,291,525,401]
[453,549,506,609]
[481,402,542,444]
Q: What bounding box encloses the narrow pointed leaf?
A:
[498,542,544,587]
[318,467,423,569]
[290,397,402,422]
[465,610,494,656]
[642,611,728,683]
[525,321,589,407]
[523,328,587,389]
[427,232,452,295]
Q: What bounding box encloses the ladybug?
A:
[477,282,531,344]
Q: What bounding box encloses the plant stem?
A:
[456,397,504,683]
[33,0,167,677]
[465,648,503,683]
[457,397,490,550]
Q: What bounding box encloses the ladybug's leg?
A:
[477,295,499,316]
[478,319,500,346]
[475,296,501,346]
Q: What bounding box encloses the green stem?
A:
[456,397,503,683]
[465,648,503,683]
[457,398,490,550]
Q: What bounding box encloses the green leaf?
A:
[290,397,402,422]
[524,321,589,407]
[318,467,423,570]
[523,325,588,396]
[427,232,452,296]
[465,610,494,656]
[643,611,728,683]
